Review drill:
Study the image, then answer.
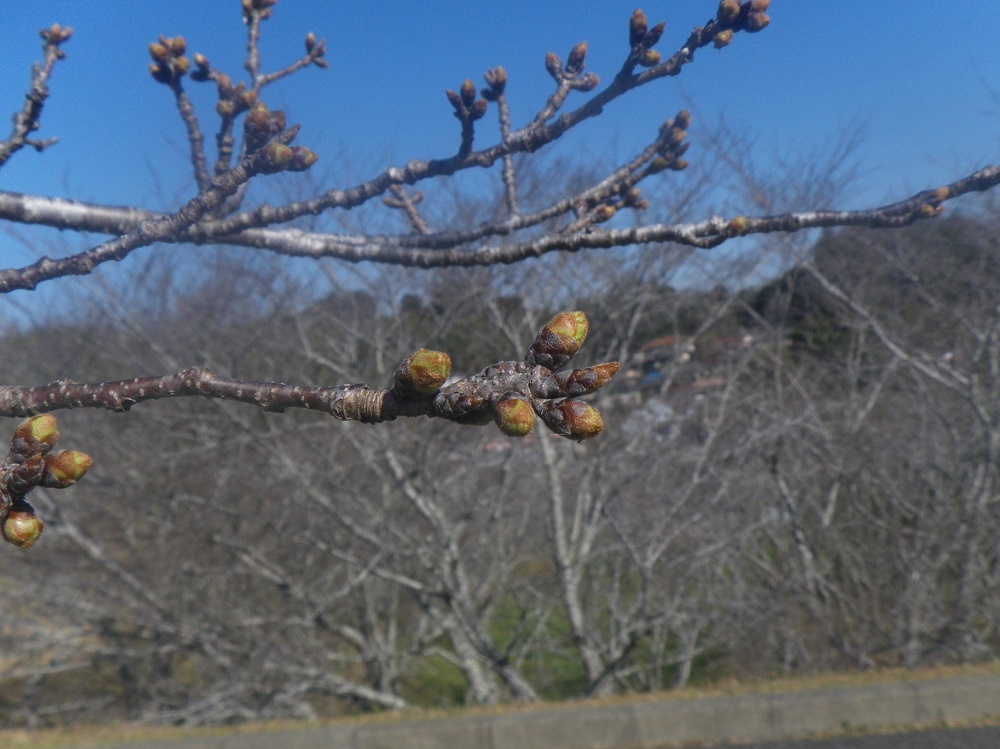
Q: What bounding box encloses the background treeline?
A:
[1,211,998,727]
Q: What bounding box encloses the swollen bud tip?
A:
[41,450,93,488]
[494,394,535,437]
[394,349,451,398]
[2,502,43,549]
[525,311,589,371]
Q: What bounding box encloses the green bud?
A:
[535,399,604,441]
[258,143,292,173]
[394,349,451,398]
[287,146,319,172]
[2,501,43,548]
[525,311,589,371]
[11,414,58,459]
[41,450,93,488]
[494,394,535,437]
[550,362,620,396]
[638,49,661,67]
[727,216,748,235]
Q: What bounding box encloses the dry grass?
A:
[3,661,999,748]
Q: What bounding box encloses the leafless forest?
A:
[2,0,1000,728]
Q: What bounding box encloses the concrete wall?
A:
[77,672,1000,749]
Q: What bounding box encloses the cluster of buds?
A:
[39,23,72,56]
[916,186,949,218]
[243,101,317,174]
[446,79,489,124]
[304,32,328,69]
[544,43,600,92]
[628,9,666,68]
[431,312,619,441]
[242,0,277,21]
[646,109,691,174]
[1,415,92,549]
[148,35,190,85]
[713,1,770,47]
[480,67,507,102]
[210,71,258,119]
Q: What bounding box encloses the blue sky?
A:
[2,1,999,273]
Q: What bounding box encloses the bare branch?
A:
[0,23,72,168]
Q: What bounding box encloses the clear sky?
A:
[2,1,999,272]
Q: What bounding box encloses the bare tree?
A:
[3,0,1000,727]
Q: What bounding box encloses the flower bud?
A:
[727,216,749,235]
[593,204,616,223]
[717,0,741,24]
[566,42,587,75]
[393,349,451,398]
[216,100,235,117]
[305,32,316,52]
[484,66,507,96]
[749,0,771,11]
[148,42,170,63]
[258,143,293,173]
[193,52,209,69]
[11,414,58,459]
[460,79,476,108]
[929,186,949,203]
[544,52,562,80]
[535,399,605,441]
[713,30,733,48]
[237,89,258,111]
[287,146,319,172]
[494,394,535,437]
[573,72,600,92]
[468,99,488,120]
[216,73,234,98]
[629,9,648,47]
[638,49,661,67]
[149,63,172,84]
[525,311,589,371]
[642,22,665,48]
[2,501,43,548]
[744,12,769,32]
[172,56,189,76]
[445,88,462,111]
[549,362,620,396]
[674,109,691,129]
[168,36,186,55]
[40,450,93,488]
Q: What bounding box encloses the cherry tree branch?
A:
[0,24,72,168]
[0,312,618,440]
